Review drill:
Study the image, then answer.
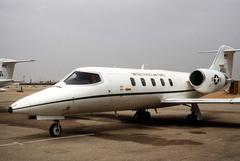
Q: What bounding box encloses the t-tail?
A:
[201,45,240,79]
[189,45,240,94]
[210,45,240,78]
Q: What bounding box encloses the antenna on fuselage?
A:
[141,64,145,70]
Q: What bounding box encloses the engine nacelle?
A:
[189,68,229,94]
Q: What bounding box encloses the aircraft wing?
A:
[0,79,14,88]
[0,79,13,82]
[162,98,240,104]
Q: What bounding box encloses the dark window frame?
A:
[130,77,136,86]
[151,78,156,86]
[140,78,146,86]
[160,78,165,86]
[168,78,173,86]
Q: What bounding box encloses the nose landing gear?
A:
[49,120,62,137]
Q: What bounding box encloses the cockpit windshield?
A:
[64,71,101,85]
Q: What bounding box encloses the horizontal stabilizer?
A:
[199,49,240,54]
[223,49,240,52]
[198,50,218,53]
[0,59,35,64]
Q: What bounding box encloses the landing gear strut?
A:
[187,104,202,122]
[49,120,62,137]
[134,109,151,121]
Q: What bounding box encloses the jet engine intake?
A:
[189,68,229,94]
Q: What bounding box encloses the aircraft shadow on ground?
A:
[8,112,240,141]
[69,113,240,129]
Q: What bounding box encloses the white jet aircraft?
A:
[8,45,240,137]
[0,58,35,91]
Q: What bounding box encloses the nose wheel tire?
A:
[49,122,62,137]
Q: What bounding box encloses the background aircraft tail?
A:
[0,58,35,80]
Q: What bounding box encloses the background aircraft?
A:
[8,45,240,137]
[0,58,35,91]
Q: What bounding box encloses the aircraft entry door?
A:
[109,73,131,111]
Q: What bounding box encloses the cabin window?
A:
[140,78,146,86]
[130,77,136,86]
[160,78,165,86]
[64,71,101,85]
[169,78,173,86]
[151,78,156,86]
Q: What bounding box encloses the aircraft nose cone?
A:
[8,106,13,113]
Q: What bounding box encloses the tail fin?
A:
[0,58,35,79]
[200,45,240,78]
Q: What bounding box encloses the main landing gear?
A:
[134,109,151,121]
[49,120,62,137]
[186,104,202,123]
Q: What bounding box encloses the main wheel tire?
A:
[135,110,145,120]
[49,123,62,137]
[187,114,197,123]
[135,110,151,121]
[145,111,151,120]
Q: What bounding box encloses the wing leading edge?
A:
[162,98,240,104]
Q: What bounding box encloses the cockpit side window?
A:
[64,71,101,85]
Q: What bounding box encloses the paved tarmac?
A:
[1,86,240,161]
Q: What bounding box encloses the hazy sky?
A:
[1,0,240,81]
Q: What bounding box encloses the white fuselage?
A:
[10,67,202,116]
[0,79,13,88]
